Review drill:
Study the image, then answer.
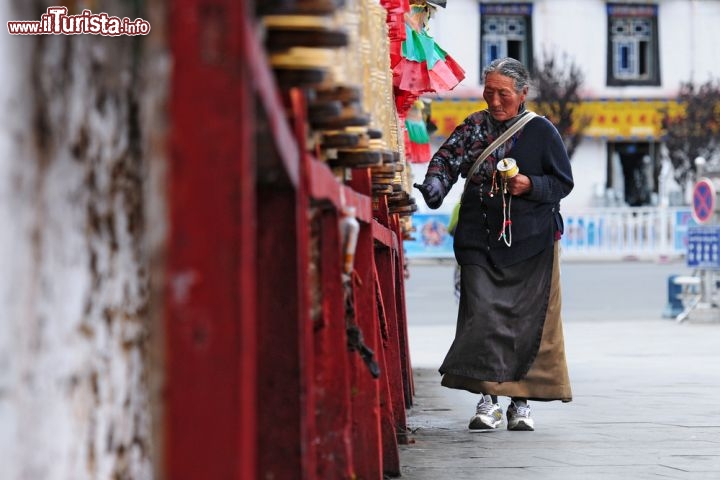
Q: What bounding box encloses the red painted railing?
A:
[165,2,413,478]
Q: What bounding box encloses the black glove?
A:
[413,177,444,209]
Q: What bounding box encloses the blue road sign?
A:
[687,225,720,269]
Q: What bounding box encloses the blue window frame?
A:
[479,3,533,79]
[607,4,660,86]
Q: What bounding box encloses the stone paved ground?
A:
[400,318,720,479]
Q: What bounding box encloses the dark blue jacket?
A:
[428,113,573,267]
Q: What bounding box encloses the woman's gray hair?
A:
[482,57,530,93]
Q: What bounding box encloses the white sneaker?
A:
[468,394,503,430]
[507,401,534,431]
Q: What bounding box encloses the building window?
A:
[607,4,660,86]
[479,3,533,78]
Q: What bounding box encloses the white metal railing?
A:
[560,207,693,260]
[405,207,696,261]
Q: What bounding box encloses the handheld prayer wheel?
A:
[497,157,519,179]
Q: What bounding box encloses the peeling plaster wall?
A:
[0,1,168,479]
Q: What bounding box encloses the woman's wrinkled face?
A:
[483,72,528,122]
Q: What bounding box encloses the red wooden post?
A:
[374,246,408,431]
[348,168,383,479]
[392,217,415,405]
[391,242,411,413]
[372,274,401,476]
[256,184,316,479]
[238,1,258,475]
[313,208,356,478]
[254,89,317,479]
[166,1,255,478]
[373,186,410,426]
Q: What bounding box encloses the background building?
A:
[413,0,720,211]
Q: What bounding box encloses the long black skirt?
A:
[438,245,553,382]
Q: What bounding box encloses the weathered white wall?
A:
[0,1,167,478]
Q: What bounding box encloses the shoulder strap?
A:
[463,111,537,192]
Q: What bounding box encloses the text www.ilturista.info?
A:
[8,7,151,36]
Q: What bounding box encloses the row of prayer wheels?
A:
[259,0,418,221]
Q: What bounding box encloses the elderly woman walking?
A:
[414,57,574,431]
